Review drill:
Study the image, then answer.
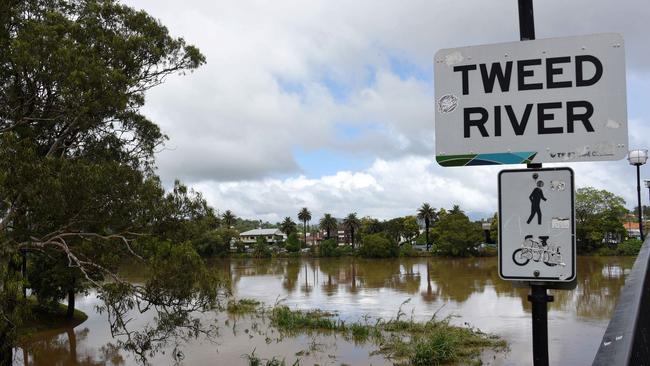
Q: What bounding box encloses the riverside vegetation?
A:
[195,187,642,262]
[227,298,507,366]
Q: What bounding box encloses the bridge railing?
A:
[593,237,650,365]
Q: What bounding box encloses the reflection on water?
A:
[16,256,634,365]
[17,327,124,366]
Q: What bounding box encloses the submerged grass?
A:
[243,349,293,366]
[227,298,262,314]
[253,298,507,365]
[377,319,507,365]
[270,306,343,332]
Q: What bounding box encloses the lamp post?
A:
[628,149,648,241]
[641,179,650,234]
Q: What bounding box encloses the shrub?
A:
[399,243,416,257]
[191,228,240,257]
[235,240,246,253]
[253,236,272,258]
[285,233,301,253]
[618,238,643,256]
[320,239,340,257]
[337,245,355,256]
[359,234,397,258]
[434,209,482,257]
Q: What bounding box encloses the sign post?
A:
[433,1,628,365]
[499,167,575,366]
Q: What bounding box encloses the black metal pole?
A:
[637,165,644,241]
[528,285,553,366]
[518,0,536,41]
[518,2,552,365]
[647,184,650,230]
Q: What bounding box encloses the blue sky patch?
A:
[275,76,305,96]
[293,147,373,178]
[389,55,432,82]
[334,121,383,141]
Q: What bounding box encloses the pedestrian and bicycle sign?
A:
[498,167,576,282]
[434,33,627,167]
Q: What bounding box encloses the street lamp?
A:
[628,149,648,241]
[643,179,650,232]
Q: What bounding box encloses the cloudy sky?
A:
[124,0,649,222]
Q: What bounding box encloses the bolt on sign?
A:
[498,168,575,282]
[434,33,627,167]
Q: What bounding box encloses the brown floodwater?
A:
[13,256,634,365]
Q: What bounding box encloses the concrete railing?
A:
[593,237,650,365]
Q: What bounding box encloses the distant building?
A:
[337,229,346,244]
[302,231,325,246]
[305,228,348,246]
[624,222,641,240]
[239,228,286,244]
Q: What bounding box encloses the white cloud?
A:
[192,156,500,222]
[119,0,650,219]
[192,153,648,223]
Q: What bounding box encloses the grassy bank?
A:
[16,298,88,340]
[229,298,507,365]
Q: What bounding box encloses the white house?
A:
[239,228,286,244]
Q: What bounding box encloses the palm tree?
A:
[450,204,462,215]
[343,213,361,248]
[222,210,237,228]
[319,214,337,240]
[280,216,297,236]
[297,207,312,250]
[417,203,437,251]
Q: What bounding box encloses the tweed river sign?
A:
[434,33,627,167]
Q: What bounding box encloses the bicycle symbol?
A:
[512,235,566,267]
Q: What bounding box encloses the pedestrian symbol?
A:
[526,180,547,225]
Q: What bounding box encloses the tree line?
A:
[215,185,641,259]
[205,203,484,259]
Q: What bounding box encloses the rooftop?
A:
[240,228,283,236]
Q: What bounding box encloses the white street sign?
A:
[498,168,575,282]
[434,33,627,167]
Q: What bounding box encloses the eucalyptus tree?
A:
[222,210,237,228]
[433,207,482,257]
[280,217,297,236]
[402,216,420,245]
[297,207,311,250]
[575,187,627,252]
[0,0,222,362]
[319,214,338,239]
[417,203,438,251]
[343,213,361,248]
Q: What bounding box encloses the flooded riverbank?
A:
[14,256,634,365]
